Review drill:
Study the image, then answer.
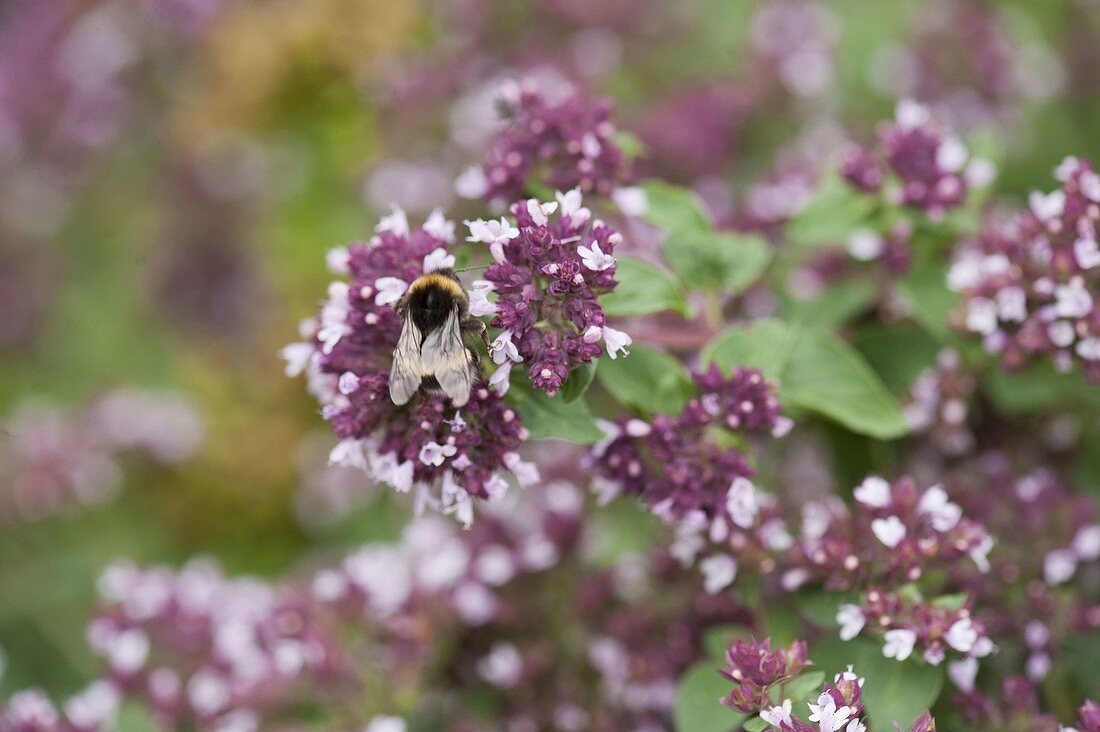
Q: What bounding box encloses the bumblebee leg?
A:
[462,317,491,350]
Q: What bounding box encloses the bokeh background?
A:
[2,0,1100,711]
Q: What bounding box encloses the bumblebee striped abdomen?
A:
[389,269,480,407]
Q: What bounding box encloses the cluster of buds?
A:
[723,645,938,732]
[591,366,786,521]
[955,679,1099,731]
[0,682,124,732]
[457,83,631,206]
[841,99,994,221]
[312,483,583,628]
[942,456,1100,685]
[720,637,809,713]
[87,559,340,731]
[282,209,537,525]
[470,191,631,396]
[881,0,1058,130]
[902,349,977,456]
[836,591,993,668]
[0,390,203,522]
[949,156,1100,381]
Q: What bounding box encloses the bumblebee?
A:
[389,269,490,407]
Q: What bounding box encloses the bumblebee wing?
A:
[389,316,423,405]
[422,305,474,407]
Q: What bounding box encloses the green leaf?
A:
[703,625,749,661]
[852,324,941,396]
[612,130,647,159]
[743,718,770,732]
[596,345,695,415]
[782,328,908,439]
[509,380,603,443]
[116,703,158,732]
[702,318,799,380]
[703,322,908,439]
[853,644,944,730]
[785,280,876,328]
[786,172,877,248]
[560,362,597,403]
[674,662,746,732]
[895,261,959,342]
[638,180,710,233]
[783,670,827,707]
[664,230,772,295]
[588,499,663,565]
[602,255,690,317]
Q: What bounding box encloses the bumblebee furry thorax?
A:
[389,268,488,407]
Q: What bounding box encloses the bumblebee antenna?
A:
[453,264,491,274]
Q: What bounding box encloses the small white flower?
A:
[489,362,513,395]
[996,287,1028,323]
[476,642,524,688]
[948,657,979,692]
[917,485,962,532]
[895,99,930,130]
[578,240,616,271]
[490,330,523,365]
[374,277,409,306]
[1043,548,1077,585]
[1073,524,1100,560]
[422,208,456,243]
[853,476,892,507]
[1054,281,1093,319]
[469,280,497,316]
[423,247,456,273]
[1028,652,1052,681]
[966,158,997,188]
[965,297,999,335]
[612,186,648,216]
[108,628,150,674]
[807,691,853,732]
[836,604,866,641]
[726,477,760,529]
[945,618,978,653]
[1055,156,1081,182]
[1076,337,1100,361]
[759,698,792,727]
[581,132,602,158]
[1075,237,1100,269]
[969,535,994,573]
[280,343,315,378]
[555,187,590,225]
[326,246,350,274]
[602,326,632,359]
[1082,171,1100,202]
[502,452,540,487]
[188,670,230,716]
[365,715,407,732]
[846,720,867,732]
[526,199,559,226]
[871,515,906,548]
[1049,321,1076,348]
[455,166,489,199]
[699,554,738,594]
[936,136,968,173]
[1029,190,1066,222]
[376,205,410,237]
[846,229,883,261]
[329,439,367,471]
[882,629,917,661]
[419,441,457,467]
[466,217,520,246]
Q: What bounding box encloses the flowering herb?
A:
[950,156,1100,381]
